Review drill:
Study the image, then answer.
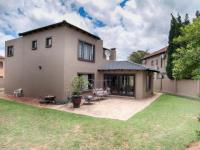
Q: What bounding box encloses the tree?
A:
[166,14,183,79]
[183,13,190,25]
[196,10,200,18]
[128,50,149,64]
[173,17,200,79]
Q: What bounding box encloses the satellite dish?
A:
[105,50,111,60]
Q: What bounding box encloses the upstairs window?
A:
[156,59,158,66]
[32,40,37,50]
[151,60,154,66]
[143,60,147,65]
[7,46,14,57]
[78,41,95,62]
[46,37,52,48]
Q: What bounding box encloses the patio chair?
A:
[93,88,110,100]
[13,88,24,97]
[39,95,56,104]
[84,95,94,104]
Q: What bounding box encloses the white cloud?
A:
[0,0,199,59]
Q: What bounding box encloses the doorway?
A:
[104,74,135,96]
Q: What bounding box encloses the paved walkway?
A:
[0,93,161,121]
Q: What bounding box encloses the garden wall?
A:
[0,78,4,88]
[154,78,200,98]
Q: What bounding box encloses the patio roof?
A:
[98,61,158,72]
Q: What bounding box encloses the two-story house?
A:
[5,20,157,99]
[0,56,5,88]
[0,56,4,78]
[141,47,168,91]
[142,47,168,80]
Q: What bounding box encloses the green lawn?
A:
[0,94,200,150]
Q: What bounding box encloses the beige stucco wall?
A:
[5,38,24,94]
[154,78,200,98]
[5,26,110,99]
[143,54,167,73]
[62,27,111,98]
[5,25,154,100]
[5,27,66,99]
[143,54,167,80]
[0,58,5,88]
[98,70,153,99]
[0,58,4,77]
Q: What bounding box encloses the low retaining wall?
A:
[154,78,200,98]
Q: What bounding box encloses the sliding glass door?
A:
[104,74,135,96]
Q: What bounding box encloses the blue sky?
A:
[0,0,200,60]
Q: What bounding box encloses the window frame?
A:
[146,74,152,91]
[77,73,95,90]
[32,40,37,50]
[46,37,52,48]
[78,40,95,63]
[151,60,154,66]
[7,46,14,57]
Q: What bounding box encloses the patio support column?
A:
[135,72,145,99]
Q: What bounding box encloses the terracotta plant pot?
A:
[72,95,82,108]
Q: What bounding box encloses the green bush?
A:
[196,114,200,139]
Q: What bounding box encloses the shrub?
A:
[196,114,200,139]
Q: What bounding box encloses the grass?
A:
[0,94,200,150]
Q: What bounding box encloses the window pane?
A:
[78,41,94,61]
[78,42,82,58]
[32,41,37,49]
[85,45,90,60]
[81,74,89,90]
[49,38,52,45]
[46,37,52,47]
[78,73,94,90]
[7,46,14,57]
[90,47,93,60]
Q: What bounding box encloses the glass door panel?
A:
[104,74,135,96]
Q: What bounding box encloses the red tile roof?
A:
[142,46,168,60]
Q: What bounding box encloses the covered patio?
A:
[98,61,158,99]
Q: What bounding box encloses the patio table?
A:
[44,95,56,104]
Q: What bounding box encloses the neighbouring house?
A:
[142,46,200,98]
[0,56,5,88]
[141,47,168,80]
[0,56,4,77]
[5,20,157,99]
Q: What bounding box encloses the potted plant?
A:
[71,76,88,108]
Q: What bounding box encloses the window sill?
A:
[32,48,37,50]
[78,58,95,63]
[46,45,52,48]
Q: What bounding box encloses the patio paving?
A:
[52,93,161,120]
[0,92,161,120]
